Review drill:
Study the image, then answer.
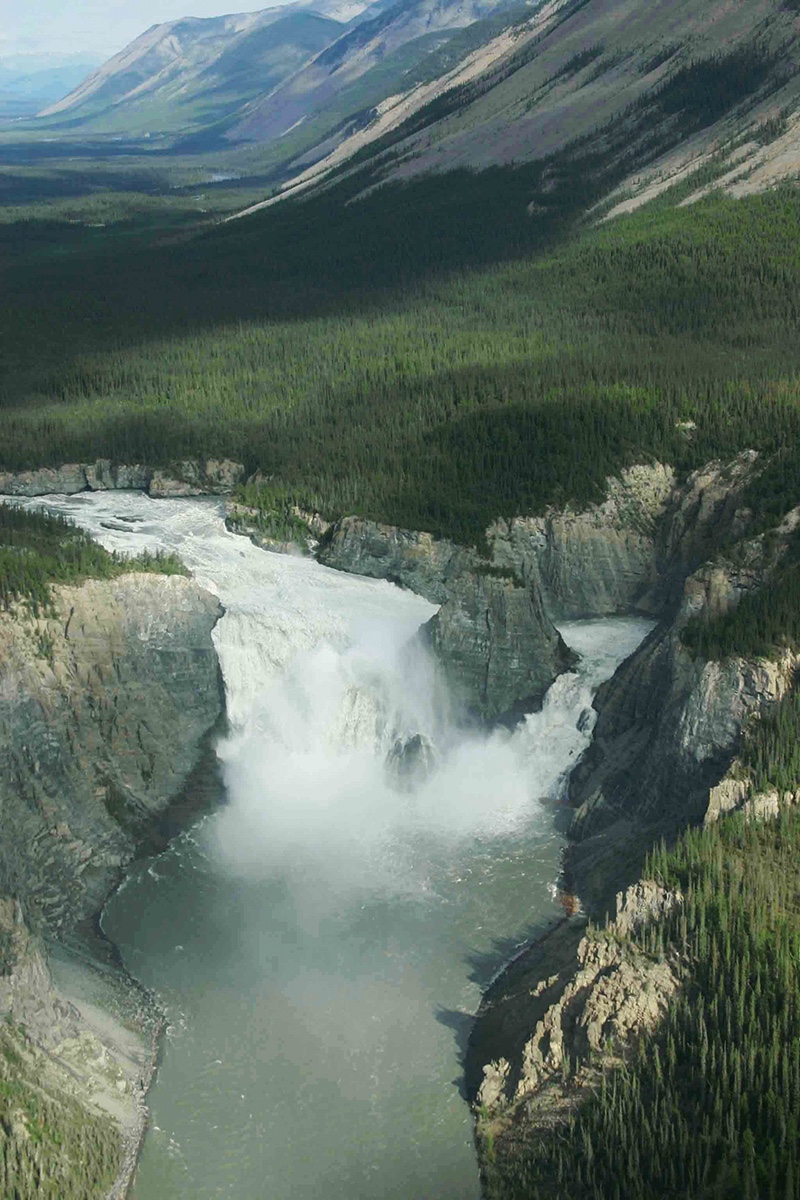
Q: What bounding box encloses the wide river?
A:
[24,492,651,1199]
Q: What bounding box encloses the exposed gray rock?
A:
[0,573,222,1196]
[471,880,681,1115]
[148,458,245,497]
[0,573,223,935]
[224,498,328,556]
[386,732,437,789]
[488,463,676,618]
[0,458,245,497]
[566,532,796,914]
[424,572,577,723]
[318,515,476,604]
[319,517,575,720]
[0,463,89,496]
[85,459,153,491]
[656,450,762,586]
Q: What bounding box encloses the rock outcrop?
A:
[0,570,223,1196]
[318,515,475,603]
[487,463,676,618]
[471,881,681,1115]
[320,516,574,721]
[425,571,577,722]
[315,461,750,723]
[0,458,245,498]
[0,573,223,935]
[565,526,796,913]
[224,498,330,557]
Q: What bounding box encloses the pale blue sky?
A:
[0,0,282,60]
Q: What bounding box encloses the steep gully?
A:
[0,448,786,1195]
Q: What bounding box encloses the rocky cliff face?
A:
[487,463,676,618]
[0,571,223,1197]
[425,571,576,722]
[316,462,739,723]
[566,513,794,914]
[470,881,681,1115]
[320,516,573,721]
[0,458,245,498]
[318,515,476,603]
[0,573,223,936]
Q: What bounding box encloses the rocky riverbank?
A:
[0,571,224,1198]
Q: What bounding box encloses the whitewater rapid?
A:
[17,492,652,1199]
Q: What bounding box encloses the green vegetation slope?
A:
[1,165,799,546]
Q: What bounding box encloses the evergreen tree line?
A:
[681,559,800,662]
[1,182,800,551]
[0,506,186,614]
[0,1025,119,1199]
[739,677,800,796]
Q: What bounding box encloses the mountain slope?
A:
[36,5,352,137]
[259,0,800,215]
[225,0,529,157]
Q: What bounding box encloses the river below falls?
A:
[20,492,652,1199]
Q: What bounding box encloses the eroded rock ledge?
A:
[471,881,682,1116]
[0,457,245,498]
[315,455,768,726]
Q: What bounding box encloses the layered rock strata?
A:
[0,574,223,934]
[566,526,797,913]
[320,516,574,721]
[0,572,224,1196]
[317,459,761,723]
[0,458,245,498]
[424,571,577,722]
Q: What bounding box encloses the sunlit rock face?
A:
[0,572,223,935]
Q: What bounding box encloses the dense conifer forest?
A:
[1,164,799,546]
[0,1023,119,1200]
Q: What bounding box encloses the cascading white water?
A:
[16,492,652,1199]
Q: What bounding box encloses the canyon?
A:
[0,446,793,1195]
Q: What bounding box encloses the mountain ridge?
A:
[35,3,358,135]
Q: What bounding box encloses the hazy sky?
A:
[0,0,280,61]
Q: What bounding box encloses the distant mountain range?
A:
[31,0,519,143]
[0,55,100,117]
[22,0,800,219]
[36,4,356,137]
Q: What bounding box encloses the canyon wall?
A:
[465,451,800,1193]
[0,571,224,1197]
[0,458,245,498]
